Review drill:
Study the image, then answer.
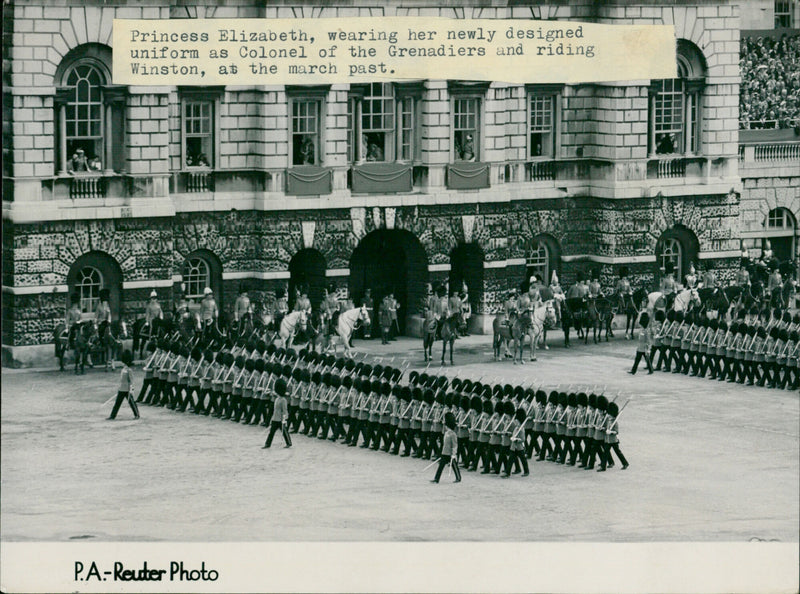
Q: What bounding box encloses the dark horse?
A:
[562,298,589,346]
[439,314,458,365]
[54,322,70,371]
[423,312,458,364]
[98,320,128,371]
[73,321,97,375]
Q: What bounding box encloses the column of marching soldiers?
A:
[648,308,800,390]
[135,337,629,475]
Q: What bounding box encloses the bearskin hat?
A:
[577,392,588,407]
[482,399,494,414]
[408,370,420,385]
[503,384,514,397]
[470,395,482,412]
[535,390,547,404]
[254,359,266,373]
[515,407,527,422]
[362,381,373,396]
[482,385,493,399]
[461,379,473,393]
[504,400,515,415]
[524,388,535,402]
[567,393,577,407]
[401,386,412,401]
[607,401,619,416]
[411,386,422,400]
[548,391,559,404]
[460,394,471,410]
[596,395,608,411]
[437,376,449,390]
[234,355,246,368]
[436,390,447,404]
[472,381,484,394]
[423,389,434,405]
[391,368,402,383]
[274,378,287,397]
[451,378,463,391]
[513,386,525,400]
[494,400,505,414]
[588,393,597,408]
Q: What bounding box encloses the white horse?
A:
[330,306,370,357]
[279,310,307,348]
[646,288,701,317]
[514,301,558,363]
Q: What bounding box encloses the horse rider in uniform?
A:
[503,288,518,325]
[549,271,564,325]
[234,285,252,323]
[459,282,472,335]
[448,288,462,327]
[96,288,112,327]
[588,270,602,300]
[736,260,751,288]
[145,290,164,327]
[294,287,312,317]
[200,287,219,331]
[431,284,449,339]
[659,263,677,310]
[322,285,340,333]
[66,293,83,348]
[684,263,698,289]
[768,264,783,305]
[565,273,585,301]
[700,265,718,291]
[274,287,289,329]
[175,288,190,319]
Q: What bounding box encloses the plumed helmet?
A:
[607,401,619,416]
[274,378,287,397]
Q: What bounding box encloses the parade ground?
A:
[2,332,798,543]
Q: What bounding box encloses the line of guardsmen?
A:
[134,337,628,475]
[648,308,800,390]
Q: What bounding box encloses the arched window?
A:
[183,257,211,301]
[526,240,550,284]
[658,238,683,275]
[764,207,797,263]
[64,64,104,167]
[76,267,103,314]
[649,40,706,156]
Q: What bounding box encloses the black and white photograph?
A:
[1,0,799,592]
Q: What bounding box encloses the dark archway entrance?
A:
[350,229,428,335]
[449,242,484,314]
[289,249,326,311]
[67,251,123,319]
[655,225,700,284]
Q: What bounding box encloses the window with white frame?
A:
[768,208,794,230]
[775,1,794,27]
[77,267,102,314]
[658,238,682,274]
[347,83,421,164]
[291,99,320,165]
[183,100,213,167]
[526,240,549,284]
[649,42,705,156]
[183,257,210,301]
[361,83,394,162]
[64,64,105,170]
[453,97,480,161]
[529,95,554,158]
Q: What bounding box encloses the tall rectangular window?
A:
[529,95,554,158]
[184,101,213,167]
[453,98,479,161]
[654,79,684,155]
[64,64,104,170]
[775,1,793,27]
[398,97,415,161]
[291,99,320,165]
[361,83,395,162]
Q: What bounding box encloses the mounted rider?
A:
[294,286,312,316]
[503,288,518,325]
[233,284,252,324]
[588,269,602,301]
[700,265,718,291]
[95,288,112,327]
[66,292,83,347]
[684,263,698,289]
[659,262,677,310]
[145,290,164,337]
[615,266,632,311]
[566,272,587,300]
[320,285,340,333]
[448,287,462,325]
[200,287,218,332]
[274,287,289,329]
[459,282,472,335]
[549,271,564,325]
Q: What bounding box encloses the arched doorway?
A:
[67,251,123,318]
[525,234,561,288]
[350,229,428,335]
[449,242,484,314]
[655,225,699,283]
[182,249,223,310]
[289,249,326,311]
[764,207,796,264]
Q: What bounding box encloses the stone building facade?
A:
[3,0,781,365]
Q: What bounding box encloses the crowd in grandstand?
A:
[739,34,800,129]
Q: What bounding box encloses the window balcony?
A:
[177,168,214,193]
[286,166,333,196]
[69,172,108,199]
[446,162,490,190]
[350,162,413,194]
[646,156,706,180]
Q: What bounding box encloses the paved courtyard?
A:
[2,332,798,542]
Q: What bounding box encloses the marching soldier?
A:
[263,378,292,449]
[431,412,461,484]
[597,401,628,471]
